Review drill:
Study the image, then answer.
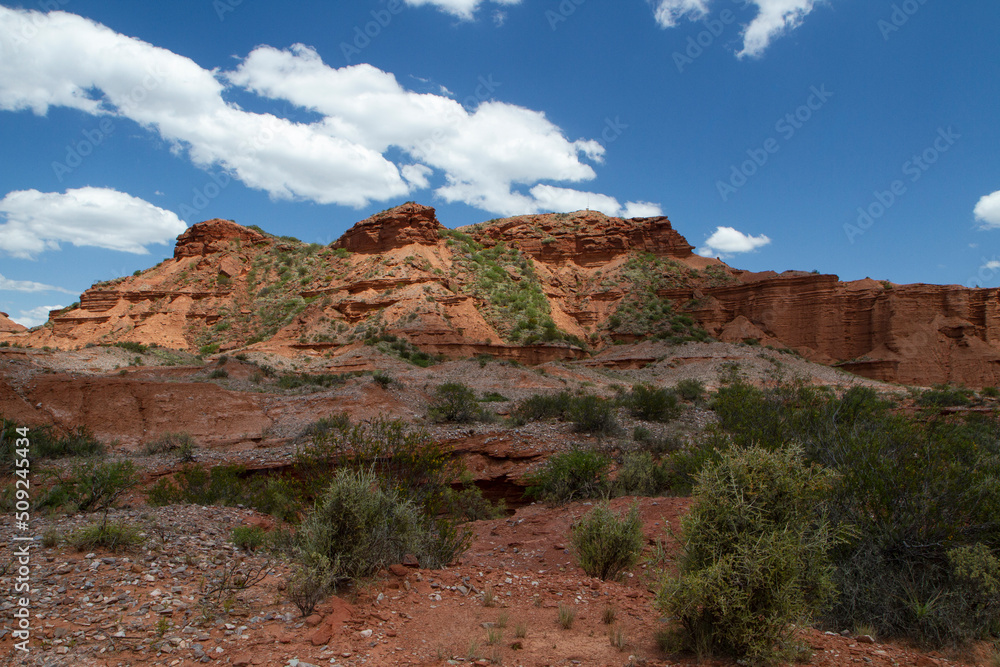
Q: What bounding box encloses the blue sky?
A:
[1,0,998,327]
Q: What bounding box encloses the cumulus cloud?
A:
[0,273,74,294]
[12,305,63,328]
[402,0,521,21]
[0,187,186,259]
[974,190,1000,229]
[648,0,822,59]
[528,185,664,219]
[0,8,646,217]
[696,226,771,257]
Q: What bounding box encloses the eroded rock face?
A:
[331,203,445,253]
[16,205,1000,387]
[0,312,26,334]
[470,212,694,266]
[174,219,268,258]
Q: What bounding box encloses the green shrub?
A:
[293,469,442,588]
[208,368,228,379]
[480,392,509,403]
[675,379,706,403]
[27,424,105,460]
[277,372,348,390]
[624,384,681,422]
[427,382,488,423]
[372,371,393,388]
[199,343,220,356]
[39,461,138,514]
[614,451,671,497]
[569,395,621,435]
[525,448,610,503]
[232,526,267,552]
[981,386,1000,398]
[571,502,644,580]
[114,341,148,354]
[916,384,974,408]
[658,446,839,665]
[144,432,197,460]
[67,520,144,552]
[511,392,575,424]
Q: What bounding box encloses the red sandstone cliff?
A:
[10,203,1000,388]
[0,312,26,334]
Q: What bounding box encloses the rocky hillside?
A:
[5,202,1000,387]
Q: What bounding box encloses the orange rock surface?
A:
[6,203,1000,387]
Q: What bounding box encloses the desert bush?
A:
[981,386,1000,398]
[276,372,348,390]
[510,391,575,424]
[208,368,228,379]
[287,564,331,617]
[658,446,839,665]
[145,432,196,462]
[38,460,138,514]
[818,413,1000,645]
[624,384,681,422]
[572,502,644,580]
[427,382,489,423]
[569,395,621,435]
[675,379,707,403]
[2,419,105,469]
[915,383,974,408]
[372,371,393,388]
[525,448,610,503]
[67,520,144,552]
[293,468,456,588]
[614,451,671,497]
[232,526,267,552]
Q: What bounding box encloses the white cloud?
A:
[697,226,771,257]
[0,187,186,259]
[0,8,407,208]
[402,0,521,21]
[229,43,615,216]
[649,0,711,28]
[13,305,63,328]
[528,185,664,219]
[974,190,1000,229]
[648,0,821,59]
[983,260,1000,271]
[0,8,647,217]
[738,0,819,59]
[0,273,74,294]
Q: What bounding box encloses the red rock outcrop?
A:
[331,202,445,253]
[0,312,26,334]
[16,205,1000,387]
[174,218,268,258]
[470,211,695,266]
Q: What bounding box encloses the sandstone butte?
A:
[4,201,1000,388]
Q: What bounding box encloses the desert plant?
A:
[615,451,671,497]
[571,502,644,580]
[482,582,496,607]
[525,448,610,503]
[569,395,621,435]
[676,379,707,403]
[602,605,617,624]
[625,384,682,422]
[67,520,144,552]
[558,604,576,629]
[287,564,331,617]
[610,626,628,651]
[232,526,267,552]
[41,460,139,514]
[657,446,840,665]
[427,382,488,423]
[293,468,459,589]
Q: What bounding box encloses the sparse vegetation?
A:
[572,502,644,580]
[525,448,610,503]
[658,446,839,665]
[427,382,491,423]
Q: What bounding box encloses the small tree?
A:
[427,382,487,423]
[658,446,839,665]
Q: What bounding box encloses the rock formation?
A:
[6,203,1000,387]
[0,312,26,334]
